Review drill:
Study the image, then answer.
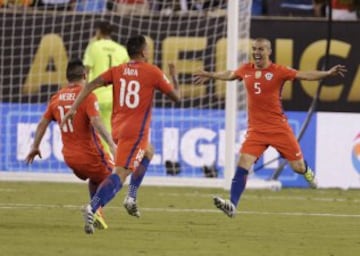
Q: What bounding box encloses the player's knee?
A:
[238,153,256,170]
[114,167,131,183]
[145,144,154,160]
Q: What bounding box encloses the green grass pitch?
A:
[0,181,359,256]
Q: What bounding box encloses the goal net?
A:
[0,0,280,190]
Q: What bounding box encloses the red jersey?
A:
[235,63,297,131]
[43,84,106,160]
[101,61,174,142]
[332,0,355,9]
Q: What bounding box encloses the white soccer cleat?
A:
[213,196,236,218]
[304,168,317,189]
[82,204,95,234]
[123,196,141,218]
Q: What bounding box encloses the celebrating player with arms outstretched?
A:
[26,59,116,229]
[194,38,347,218]
[61,35,180,234]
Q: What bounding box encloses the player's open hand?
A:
[193,70,211,84]
[327,65,347,77]
[25,148,42,164]
[60,109,76,129]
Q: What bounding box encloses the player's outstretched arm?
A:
[60,77,105,128]
[25,117,51,164]
[296,64,347,81]
[90,116,117,158]
[166,63,181,103]
[193,70,238,84]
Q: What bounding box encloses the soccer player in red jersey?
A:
[25,59,117,228]
[194,38,347,218]
[61,35,180,234]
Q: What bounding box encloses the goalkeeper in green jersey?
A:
[83,20,129,153]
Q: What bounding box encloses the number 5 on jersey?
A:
[119,78,140,108]
[254,82,261,94]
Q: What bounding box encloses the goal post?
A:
[0,1,280,190]
[224,0,240,190]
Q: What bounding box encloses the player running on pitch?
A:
[61,35,180,234]
[26,59,116,229]
[194,37,347,218]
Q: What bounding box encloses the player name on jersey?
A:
[123,67,138,76]
[59,93,76,101]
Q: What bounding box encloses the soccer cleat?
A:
[304,168,317,189]
[82,204,95,234]
[213,196,236,218]
[123,196,141,218]
[93,211,108,230]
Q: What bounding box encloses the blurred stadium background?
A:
[0,0,360,188]
[0,1,360,256]
[1,0,359,189]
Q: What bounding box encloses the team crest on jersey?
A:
[255,71,262,79]
[265,72,273,81]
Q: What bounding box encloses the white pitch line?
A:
[140,208,360,218]
[0,188,18,192]
[235,210,360,218]
[161,192,360,203]
[0,203,359,218]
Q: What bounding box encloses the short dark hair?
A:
[96,20,113,36]
[126,35,146,58]
[66,59,85,82]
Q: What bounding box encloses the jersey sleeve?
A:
[234,64,246,79]
[43,96,56,121]
[84,93,100,118]
[100,67,115,86]
[279,65,298,81]
[154,67,174,94]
